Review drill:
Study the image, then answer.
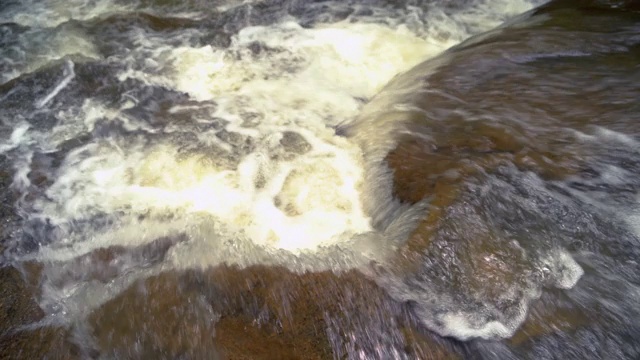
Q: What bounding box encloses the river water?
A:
[1,0,639,358]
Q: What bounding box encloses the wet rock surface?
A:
[0,266,80,360]
[89,265,461,359]
[0,326,79,360]
[337,0,640,346]
[0,266,43,336]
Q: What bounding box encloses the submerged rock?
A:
[89,265,461,359]
[340,0,640,342]
[0,266,80,359]
[0,266,43,336]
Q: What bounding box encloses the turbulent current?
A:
[1,0,640,358]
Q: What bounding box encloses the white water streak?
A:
[35,60,75,108]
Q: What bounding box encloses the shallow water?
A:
[1,0,640,358]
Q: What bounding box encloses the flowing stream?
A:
[1,0,640,358]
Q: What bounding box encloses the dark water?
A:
[1,0,640,358]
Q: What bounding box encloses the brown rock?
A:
[89,271,221,359]
[509,290,590,347]
[89,265,462,359]
[0,266,44,335]
[205,266,463,359]
[0,266,79,360]
[0,327,79,360]
[45,234,185,289]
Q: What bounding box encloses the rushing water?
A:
[1,0,640,358]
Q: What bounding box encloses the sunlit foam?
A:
[440,313,514,340]
[35,141,370,253]
[169,46,226,102]
[76,18,448,255]
[166,21,443,103]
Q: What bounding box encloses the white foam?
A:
[595,126,639,147]
[440,313,514,340]
[550,249,584,289]
[0,27,99,84]
[35,130,371,253]
[52,19,444,255]
[121,20,442,105]
[0,122,30,154]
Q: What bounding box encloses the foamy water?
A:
[0,0,557,341]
